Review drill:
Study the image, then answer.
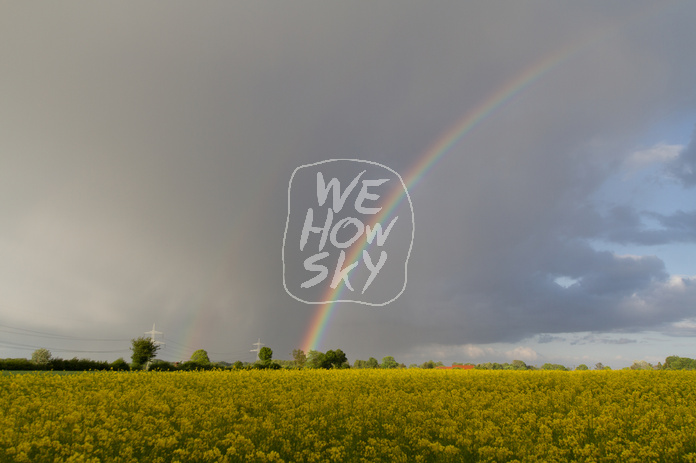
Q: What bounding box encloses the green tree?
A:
[630,360,653,370]
[259,347,273,362]
[664,356,696,370]
[353,359,367,368]
[476,362,504,370]
[336,349,348,366]
[325,349,348,368]
[576,364,589,371]
[110,358,130,371]
[190,349,210,365]
[306,350,326,369]
[366,357,380,369]
[292,349,307,368]
[541,363,568,371]
[381,356,398,369]
[31,348,52,366]
[420,360,436,369]
[511,360,528,370]
[304,349,347,369]
[130,337,160,370]
[594,362,605,370]
[354,358,378,368]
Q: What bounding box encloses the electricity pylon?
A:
[145,323,165,346]
[250,338,264,360]
[144,323,165,370]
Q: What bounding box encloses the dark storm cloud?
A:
[537,334,565,344]
[400,240,676,347]
[2,2,696,363]
[592,206,696,245]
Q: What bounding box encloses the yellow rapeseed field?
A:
[2,369,696,462]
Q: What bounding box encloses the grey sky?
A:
[2,2,696,368]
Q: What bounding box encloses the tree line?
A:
[2,338,695,372]
[0,347,128,371]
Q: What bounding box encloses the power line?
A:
[0,340,129,354]
[155,337,253,361]
[0,322,262,361]
[208,350,255,357]
[0,323,129,342]
[161,338,197,351]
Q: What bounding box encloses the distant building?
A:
[436,365,474,370]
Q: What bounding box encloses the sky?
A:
[2,2,696,369]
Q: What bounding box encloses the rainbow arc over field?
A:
[174,3,668,358]
[300,45,577,354]
[299,0,673,352]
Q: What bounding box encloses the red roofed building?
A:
[436,364,474,370]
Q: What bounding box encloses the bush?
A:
[111,358,130,371]
[232,361,244,370]
[0,358,36,370]
[150,360,178,371]
[179,361,212,371]
[50,357,110,371]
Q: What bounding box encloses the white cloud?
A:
[665,275,696,290]
[459,345,491,359]
[624,143,682,170]
[404,343,538,365]
[403,343,498,364]
[613,252,650,261]
[672,318,696,329]
[554,276,580,288]
[504,346,539,362]
[663,316,696,337]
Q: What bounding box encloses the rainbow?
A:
[173,3,671,358]
[300,1,679,353]
[299,43,579,354]
[299,0,676,352]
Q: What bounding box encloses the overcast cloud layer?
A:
[2,2,696,368]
